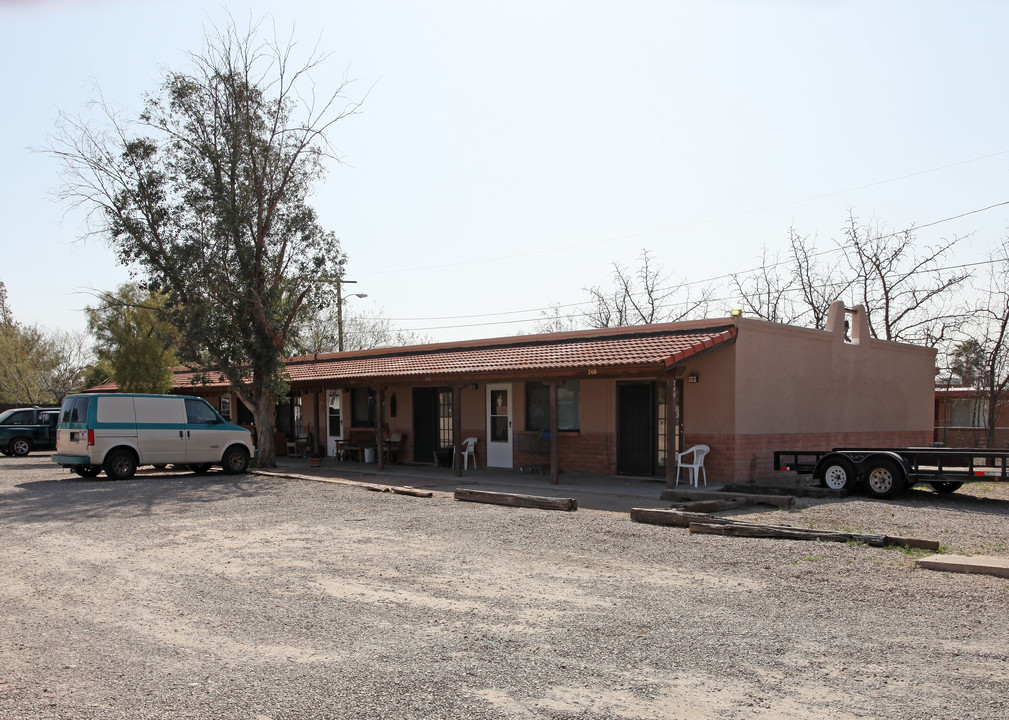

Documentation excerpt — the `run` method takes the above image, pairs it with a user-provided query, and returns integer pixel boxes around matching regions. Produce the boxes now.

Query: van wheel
[222,446,250,475]
[73,466,101,478]
[10,438,32,457]
[103,450,137,481]
[866,459,905,499]
[188,463,212,474]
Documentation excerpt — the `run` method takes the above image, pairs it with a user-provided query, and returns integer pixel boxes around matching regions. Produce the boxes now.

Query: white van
[52,393,255,480]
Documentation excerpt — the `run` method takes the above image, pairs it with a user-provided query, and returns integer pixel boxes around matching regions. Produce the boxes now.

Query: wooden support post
[376,386,385,471]
[665,375,676,488]
[549,380,559,484]
[453,385,463,478]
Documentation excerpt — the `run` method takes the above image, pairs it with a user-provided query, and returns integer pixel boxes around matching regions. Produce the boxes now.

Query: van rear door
[57,395,92,456]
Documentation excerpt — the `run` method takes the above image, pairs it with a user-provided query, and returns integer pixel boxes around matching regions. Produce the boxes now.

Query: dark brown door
[412,388,439,463]
[618,382,654,475]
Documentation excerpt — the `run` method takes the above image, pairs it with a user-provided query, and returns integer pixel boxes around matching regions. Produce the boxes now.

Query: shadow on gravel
[1,470,261,524]
[775,485,1009,518]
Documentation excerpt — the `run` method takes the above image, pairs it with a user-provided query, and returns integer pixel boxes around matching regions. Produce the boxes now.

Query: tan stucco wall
[579,379,615,434]
[680,316,936,438]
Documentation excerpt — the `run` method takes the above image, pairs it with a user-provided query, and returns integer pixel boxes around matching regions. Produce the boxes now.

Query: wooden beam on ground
[661,488,796,508]
[689,521,887,546]
[671,498,746,513]
[364,484,434,498]
[630,508,735,527]
[630,508,938,550]
[454,488,577,512]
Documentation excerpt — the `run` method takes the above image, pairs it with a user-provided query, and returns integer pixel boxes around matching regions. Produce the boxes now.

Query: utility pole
[336,279,367,352]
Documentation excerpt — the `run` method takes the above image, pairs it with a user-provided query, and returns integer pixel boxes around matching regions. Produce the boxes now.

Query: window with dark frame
[525,380,580,432]
[351,387,376,427]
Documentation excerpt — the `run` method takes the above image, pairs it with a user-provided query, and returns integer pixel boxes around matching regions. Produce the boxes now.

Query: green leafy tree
[48,17,358,464]
[86,284,180,393]
[0,281,88,405]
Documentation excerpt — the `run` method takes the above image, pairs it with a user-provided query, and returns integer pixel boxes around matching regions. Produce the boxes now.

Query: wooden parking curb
[630,508,939,550]
[454,488,577,511]
[660,488,796,508]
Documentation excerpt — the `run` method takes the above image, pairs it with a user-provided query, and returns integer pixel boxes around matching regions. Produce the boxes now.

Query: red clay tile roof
[169,325,738,390]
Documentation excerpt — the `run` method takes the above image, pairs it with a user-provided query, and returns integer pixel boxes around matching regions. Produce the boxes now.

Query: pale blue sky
[3,0,1008,342]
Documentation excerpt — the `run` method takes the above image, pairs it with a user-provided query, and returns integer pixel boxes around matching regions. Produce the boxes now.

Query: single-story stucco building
[157,300,936,486]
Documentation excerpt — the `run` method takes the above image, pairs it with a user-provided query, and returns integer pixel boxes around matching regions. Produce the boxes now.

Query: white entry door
[327,390,343,456]
[486,383,513,468]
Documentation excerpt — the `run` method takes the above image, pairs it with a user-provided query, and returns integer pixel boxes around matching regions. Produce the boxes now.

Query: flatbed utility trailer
[773,447,1009,499]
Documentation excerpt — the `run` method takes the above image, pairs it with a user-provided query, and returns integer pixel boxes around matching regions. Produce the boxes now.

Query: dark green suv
[0,407,60,456]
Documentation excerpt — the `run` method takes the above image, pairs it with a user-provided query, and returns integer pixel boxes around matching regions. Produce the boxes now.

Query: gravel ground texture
[2,454,1009,720]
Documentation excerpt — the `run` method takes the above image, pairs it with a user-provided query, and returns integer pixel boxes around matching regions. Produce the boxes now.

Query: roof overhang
[167,324,739,391]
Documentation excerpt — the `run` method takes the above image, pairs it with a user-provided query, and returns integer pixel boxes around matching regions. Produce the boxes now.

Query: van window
[185,398,220,424]
[62,396,90,424]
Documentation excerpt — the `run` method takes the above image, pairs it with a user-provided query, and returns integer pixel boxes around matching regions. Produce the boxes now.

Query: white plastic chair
[675,444,710,487]
[458,436,478,470]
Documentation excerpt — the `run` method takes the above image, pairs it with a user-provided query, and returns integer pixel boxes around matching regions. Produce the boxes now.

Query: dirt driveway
[2,455,1008,719]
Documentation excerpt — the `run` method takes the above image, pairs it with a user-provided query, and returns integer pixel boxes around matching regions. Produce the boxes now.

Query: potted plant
[309,449,323,467]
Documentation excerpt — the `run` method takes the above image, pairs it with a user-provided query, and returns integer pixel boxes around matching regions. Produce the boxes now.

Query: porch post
[313,390,321,456]
[549,380,559,484]
[453,385,463,477]
[665,375,677,488]
[376,386,385,471]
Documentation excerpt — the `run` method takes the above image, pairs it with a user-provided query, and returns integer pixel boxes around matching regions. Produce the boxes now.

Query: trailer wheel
[188,463,212,474]
[73,466,101,478]
[866,459,905,499]
[821,459,855,491]
[930,481,963,494]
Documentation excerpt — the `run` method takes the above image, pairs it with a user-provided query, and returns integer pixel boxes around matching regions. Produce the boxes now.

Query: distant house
[147,300,935,485]
[934,385,1009,449]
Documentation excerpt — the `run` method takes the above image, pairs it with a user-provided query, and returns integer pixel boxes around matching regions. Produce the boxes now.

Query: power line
[353,152,1009,278]
[380,201,1009,331]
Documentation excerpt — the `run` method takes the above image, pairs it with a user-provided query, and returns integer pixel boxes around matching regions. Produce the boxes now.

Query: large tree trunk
[254,385,276,467]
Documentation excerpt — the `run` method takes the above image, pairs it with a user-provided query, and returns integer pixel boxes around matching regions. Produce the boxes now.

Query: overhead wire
[376,201,1009,333]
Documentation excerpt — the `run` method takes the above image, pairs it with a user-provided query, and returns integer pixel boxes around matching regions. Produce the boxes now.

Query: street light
[336,279,367,352]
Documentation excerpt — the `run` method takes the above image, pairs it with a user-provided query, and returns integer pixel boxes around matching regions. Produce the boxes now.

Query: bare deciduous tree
[958,243,1009,448]
[840,211,968,346]
[730,245,797,324]
[584,250,711,328]
[789,227,850,330]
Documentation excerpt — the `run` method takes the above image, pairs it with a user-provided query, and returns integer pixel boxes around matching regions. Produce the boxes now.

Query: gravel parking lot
[2,454,1008,720]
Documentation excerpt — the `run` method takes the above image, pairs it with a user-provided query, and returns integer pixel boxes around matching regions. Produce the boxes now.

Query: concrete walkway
[258,456,707,513]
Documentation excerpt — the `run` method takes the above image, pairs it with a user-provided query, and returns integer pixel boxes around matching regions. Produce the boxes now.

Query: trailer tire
[821,459,855,491]
[866,459,905,499]
[930,481,963,494]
